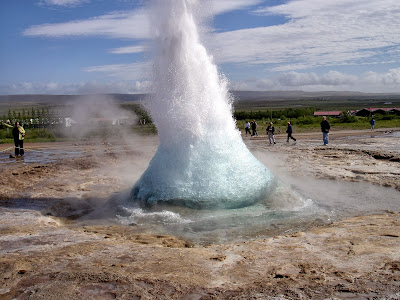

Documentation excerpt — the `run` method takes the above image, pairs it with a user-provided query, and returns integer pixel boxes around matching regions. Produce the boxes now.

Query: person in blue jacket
[370,117,375,131]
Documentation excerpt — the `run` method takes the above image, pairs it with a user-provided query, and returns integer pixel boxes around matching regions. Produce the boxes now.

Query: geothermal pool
[118,168,400,245]
[115,133,400,245]
[118,0,400,245]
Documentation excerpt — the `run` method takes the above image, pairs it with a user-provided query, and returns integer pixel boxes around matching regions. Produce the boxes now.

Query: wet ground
[0,129,399,299]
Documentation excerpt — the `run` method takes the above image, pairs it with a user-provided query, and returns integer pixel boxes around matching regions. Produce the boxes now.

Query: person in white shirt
[244,121,251,136]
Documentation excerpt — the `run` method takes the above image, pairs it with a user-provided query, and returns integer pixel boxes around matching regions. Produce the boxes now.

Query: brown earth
[0,129,399,299]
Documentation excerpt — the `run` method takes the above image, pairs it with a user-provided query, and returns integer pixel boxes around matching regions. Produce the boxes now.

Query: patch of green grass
[0,128,57,143]
[0,138,13,144]
[25,129,56,141]
[131,123,158,135]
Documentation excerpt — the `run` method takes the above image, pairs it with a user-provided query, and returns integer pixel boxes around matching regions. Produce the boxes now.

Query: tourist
[266,122,276,144]
[2,121,25,157]
[251,119,258,136]
[370,117,375,131]
[286,122,296,142]
[320,116,331,145]
[244,121,251,136]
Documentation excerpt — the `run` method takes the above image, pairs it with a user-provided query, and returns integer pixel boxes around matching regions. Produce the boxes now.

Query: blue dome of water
[131,0,275,209]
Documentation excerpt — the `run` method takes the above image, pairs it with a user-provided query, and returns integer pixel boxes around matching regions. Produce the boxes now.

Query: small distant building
[371,108,391,114]
[354,108,396,116]
[88,116,133,126]
[354,108,371,117]
[314,111,343,117]
[392,108,400,115]
[65,118,77,127]
[112,116,130,125]
[89,117,113,126]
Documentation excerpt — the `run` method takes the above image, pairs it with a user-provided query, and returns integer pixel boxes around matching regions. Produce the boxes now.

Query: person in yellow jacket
[2,121,25,157]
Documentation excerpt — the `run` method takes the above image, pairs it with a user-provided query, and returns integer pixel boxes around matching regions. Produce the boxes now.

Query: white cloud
[277,72,319,86]
[39,0,90,7]
[212,0,400,72]
[240,68,400,92]
[211,0,263,15]
[2,68,400,94]
[0,81,150,95]
[14,0,400,94]
[362,67,400,85]
[254,78,274,90]
[21,0,400,71]
[76,80,151,94]
[24,0,262,40]
[84,61,151,81]
[24,10,150,39]
[277,71,357,86]
[110,45,148,54]
[45,82,60,91]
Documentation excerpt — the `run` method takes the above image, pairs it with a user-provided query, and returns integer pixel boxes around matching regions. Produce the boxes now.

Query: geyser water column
[131,0,275,209]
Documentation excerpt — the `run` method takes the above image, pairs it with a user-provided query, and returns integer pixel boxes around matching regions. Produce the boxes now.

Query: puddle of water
[114,176,400,245]
[0,149,83,164]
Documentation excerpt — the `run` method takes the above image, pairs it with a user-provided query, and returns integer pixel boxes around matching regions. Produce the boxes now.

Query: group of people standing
[1,121,25,157]
[244,117,332,146]
[244,120,259,137]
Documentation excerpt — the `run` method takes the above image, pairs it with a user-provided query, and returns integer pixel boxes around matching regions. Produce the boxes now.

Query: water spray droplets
[131,0,275,209]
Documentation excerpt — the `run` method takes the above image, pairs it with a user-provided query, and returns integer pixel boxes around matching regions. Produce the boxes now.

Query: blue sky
[1,0,400,95]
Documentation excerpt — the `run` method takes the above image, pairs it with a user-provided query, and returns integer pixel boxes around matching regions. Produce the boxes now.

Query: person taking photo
[2,121,25,157]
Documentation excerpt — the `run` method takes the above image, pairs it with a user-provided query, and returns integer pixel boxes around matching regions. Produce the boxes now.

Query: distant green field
[233,97,400,111]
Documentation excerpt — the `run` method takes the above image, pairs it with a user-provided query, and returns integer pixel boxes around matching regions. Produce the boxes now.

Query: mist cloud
[64,94,138,140]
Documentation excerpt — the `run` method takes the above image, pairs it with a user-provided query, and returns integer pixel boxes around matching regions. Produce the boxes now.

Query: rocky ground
[0,129,399,299]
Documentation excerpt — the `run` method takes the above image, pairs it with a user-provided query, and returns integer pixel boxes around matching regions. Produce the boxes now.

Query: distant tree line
[120,103,153,125]
[1,107,54,128]
[234,107,316,121]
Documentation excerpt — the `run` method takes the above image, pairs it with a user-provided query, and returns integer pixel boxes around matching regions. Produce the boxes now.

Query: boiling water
[122,0,316,244]
[124,181,321,245]
[125,0,312,242]
[130,0,276,209]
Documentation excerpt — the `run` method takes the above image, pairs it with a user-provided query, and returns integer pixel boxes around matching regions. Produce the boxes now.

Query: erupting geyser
[131,0,275,209]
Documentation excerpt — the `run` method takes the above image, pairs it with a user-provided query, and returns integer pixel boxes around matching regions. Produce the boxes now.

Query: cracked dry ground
[1,130,400,299]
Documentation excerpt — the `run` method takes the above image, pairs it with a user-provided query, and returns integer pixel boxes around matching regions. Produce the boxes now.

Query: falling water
[131,0,275,209]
